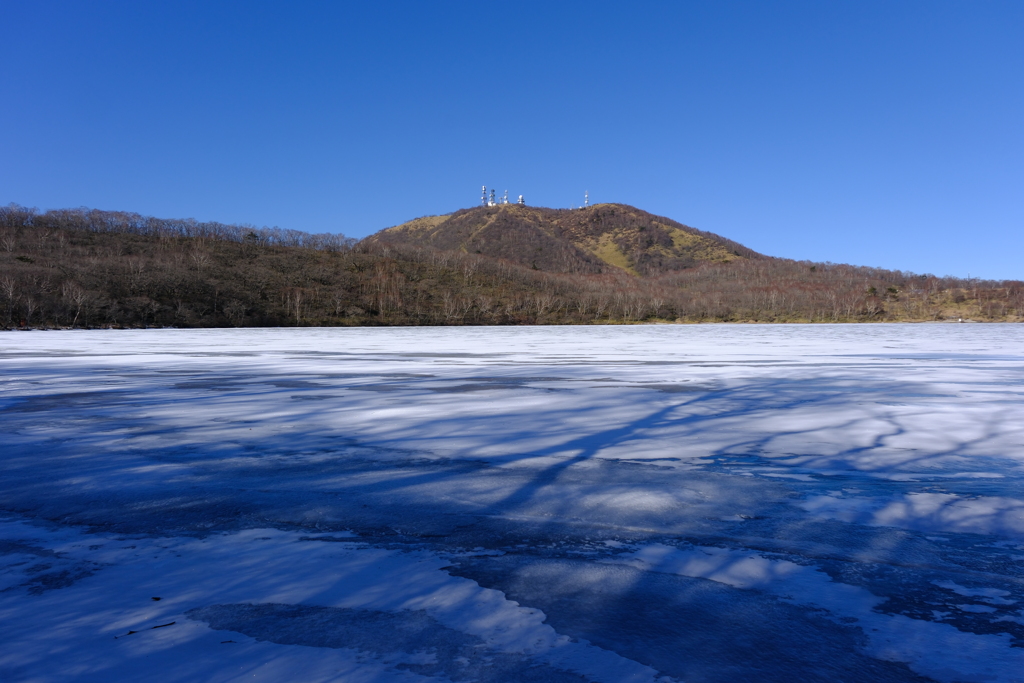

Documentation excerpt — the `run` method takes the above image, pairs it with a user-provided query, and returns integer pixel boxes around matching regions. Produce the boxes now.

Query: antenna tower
[584,190,589,208]
[481,186,487,206]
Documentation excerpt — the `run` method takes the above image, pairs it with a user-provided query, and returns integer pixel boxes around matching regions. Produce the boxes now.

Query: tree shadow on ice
[3,366,1024,680]
[466,376,1014,528]
[0,374,1018,561]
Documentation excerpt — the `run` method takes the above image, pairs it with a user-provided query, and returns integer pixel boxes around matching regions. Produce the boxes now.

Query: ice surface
[1,324,1023,682]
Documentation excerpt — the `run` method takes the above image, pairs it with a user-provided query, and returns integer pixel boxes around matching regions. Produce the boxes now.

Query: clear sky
[2,1,1022,279]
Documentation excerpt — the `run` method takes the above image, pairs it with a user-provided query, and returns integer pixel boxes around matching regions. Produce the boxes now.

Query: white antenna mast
[481,186,487,206]
[584,190,589,208]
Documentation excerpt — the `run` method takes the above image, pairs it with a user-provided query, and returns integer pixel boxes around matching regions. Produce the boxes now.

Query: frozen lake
[1,324,1023,682]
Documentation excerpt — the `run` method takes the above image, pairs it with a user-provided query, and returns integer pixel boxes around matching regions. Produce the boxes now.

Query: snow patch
[799,492,1024,538]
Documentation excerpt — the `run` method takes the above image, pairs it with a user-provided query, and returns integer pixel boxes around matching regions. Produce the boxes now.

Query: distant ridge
[369,203,764,276]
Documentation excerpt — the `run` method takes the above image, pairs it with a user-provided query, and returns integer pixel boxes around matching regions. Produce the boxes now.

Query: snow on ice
[1,324,1023,682]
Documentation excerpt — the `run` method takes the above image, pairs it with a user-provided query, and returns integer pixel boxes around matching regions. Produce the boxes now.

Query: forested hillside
[1,203,1020,328]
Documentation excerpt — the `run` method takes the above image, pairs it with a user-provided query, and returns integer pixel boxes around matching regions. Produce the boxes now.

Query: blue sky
[2,1,1022,279]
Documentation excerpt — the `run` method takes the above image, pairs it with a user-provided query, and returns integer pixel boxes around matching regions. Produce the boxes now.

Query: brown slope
[369,203,765,276]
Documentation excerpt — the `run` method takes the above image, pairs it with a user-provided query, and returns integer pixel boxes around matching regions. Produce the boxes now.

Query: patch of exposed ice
[933,580,1016,606]
[603,543,1024,683]
[957,604,999,613]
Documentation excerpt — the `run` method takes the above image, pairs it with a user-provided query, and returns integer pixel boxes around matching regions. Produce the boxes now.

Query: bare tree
[62,282,89,327]
[534,293,555,317]
[23,297,37,326]
[127,258,146,293]
[190,250,210,274]
[331,290,347,316]
[0,275,16,326]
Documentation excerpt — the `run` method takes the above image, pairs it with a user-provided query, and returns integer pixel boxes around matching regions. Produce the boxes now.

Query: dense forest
[1,203,1021,329]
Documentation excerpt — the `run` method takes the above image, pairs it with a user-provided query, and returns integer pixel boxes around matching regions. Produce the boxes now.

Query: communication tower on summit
[584,191,589,208]
[479,185,525,206]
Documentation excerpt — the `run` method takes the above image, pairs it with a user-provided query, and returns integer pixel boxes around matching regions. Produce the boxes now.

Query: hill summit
[371,203,763,276]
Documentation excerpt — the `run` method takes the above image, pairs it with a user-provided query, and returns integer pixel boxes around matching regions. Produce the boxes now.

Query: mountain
[1,202,1019,329]
[370,203,763,276]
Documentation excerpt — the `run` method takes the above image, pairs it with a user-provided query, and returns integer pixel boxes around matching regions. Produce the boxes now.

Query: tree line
[2,203,1021,329]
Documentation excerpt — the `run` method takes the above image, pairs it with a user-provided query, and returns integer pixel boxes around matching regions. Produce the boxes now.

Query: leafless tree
[62,282,89,327]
